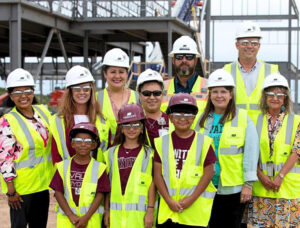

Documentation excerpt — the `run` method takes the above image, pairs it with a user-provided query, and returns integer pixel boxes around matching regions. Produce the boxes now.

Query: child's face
[121,121,143,141]
[71,132,97,156]
[169,112,195,131]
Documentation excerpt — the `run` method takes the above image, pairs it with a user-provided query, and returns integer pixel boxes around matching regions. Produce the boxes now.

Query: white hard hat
[263,72,289,90]
[65,65,95,88]
[6,68,35,89]
[236,21,262,39]
[207,69,235,88]
[102,48,130,69]
[168,35,200,57]
[136,69,164,91]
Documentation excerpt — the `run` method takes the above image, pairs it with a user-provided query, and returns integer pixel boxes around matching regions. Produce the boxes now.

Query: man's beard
[175,63,195,77]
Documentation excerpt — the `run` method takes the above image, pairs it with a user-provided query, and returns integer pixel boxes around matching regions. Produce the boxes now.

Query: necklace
[147,119,157,129]
[16,108,35,120]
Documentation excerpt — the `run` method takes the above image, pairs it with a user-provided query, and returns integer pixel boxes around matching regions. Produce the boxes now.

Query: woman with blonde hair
[51,65,109,164]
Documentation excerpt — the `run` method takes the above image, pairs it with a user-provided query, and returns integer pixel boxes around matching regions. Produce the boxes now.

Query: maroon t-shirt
[50,159,111,206]
[145,113,169,148]
[117,144,142,195]
[154,131,217,178]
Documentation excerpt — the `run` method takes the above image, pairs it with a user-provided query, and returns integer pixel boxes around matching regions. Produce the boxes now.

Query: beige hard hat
[168,36,200,57]
[6,68,35,89]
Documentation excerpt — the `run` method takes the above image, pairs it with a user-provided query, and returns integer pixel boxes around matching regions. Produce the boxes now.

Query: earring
[281,105,285,111]
[265,104,268,108]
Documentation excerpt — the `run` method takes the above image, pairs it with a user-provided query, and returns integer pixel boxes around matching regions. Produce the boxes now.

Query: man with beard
[224,21,278,121]
[161,35,208,114]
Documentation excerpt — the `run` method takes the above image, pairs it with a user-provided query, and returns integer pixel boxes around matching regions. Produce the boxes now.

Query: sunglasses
[239,40,260,47]
[71,85,92,92]
[265,92,286,99]
[141,90,162,97]
[72,137,95,145]
[122,123,142,129]
[171,113,195,120]
[11,89,34,97]
[174,54,195,60]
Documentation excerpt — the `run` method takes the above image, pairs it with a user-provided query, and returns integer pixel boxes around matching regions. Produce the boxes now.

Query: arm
[6,181,23,210]
[144,181,155,228]
[54,191,79,225]
[104,193,110,227]
[257,167,274,191]
[51,137,62,165]
[179,163,214,209]
[154,161,182,212]
[76,192,104,228]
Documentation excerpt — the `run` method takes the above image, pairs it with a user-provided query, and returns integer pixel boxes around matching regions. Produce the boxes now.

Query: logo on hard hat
[115,54,126,62]
[179,44,190,51]
[79,72,87,77]
[182,98,192,104]
[124,112,136,119]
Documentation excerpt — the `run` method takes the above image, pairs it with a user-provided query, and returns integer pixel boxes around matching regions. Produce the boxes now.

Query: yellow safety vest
[160,76,208,113]
[195,109,248,186]
[154,133,216,226]
[224,61,278,121]
[97,88,139,144]
[56,158,106,228]
[0,105,53,195]
[103,145,154,228]
[253,113,300,199]
[50,114,109,163]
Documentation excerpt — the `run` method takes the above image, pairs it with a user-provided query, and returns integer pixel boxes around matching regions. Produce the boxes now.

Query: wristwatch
[278,173,285,179]
[6,191,16,197]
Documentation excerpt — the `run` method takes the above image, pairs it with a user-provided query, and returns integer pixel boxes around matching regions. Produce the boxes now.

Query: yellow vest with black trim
[160,76,208,113]
[50,114,109,163]
[0,105,53,195]
[56,158,106,228]
[224,61,278,121]
[154,132,216,226]
[253,113,300,199]
[97,88,139,144]
[103,145,154,228]
[195,109,248,186]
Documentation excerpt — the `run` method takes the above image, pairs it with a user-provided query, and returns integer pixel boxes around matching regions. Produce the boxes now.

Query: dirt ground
[0,186,57,228]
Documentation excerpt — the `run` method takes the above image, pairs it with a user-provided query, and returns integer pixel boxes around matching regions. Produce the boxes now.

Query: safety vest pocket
[135,172,152,195]
[222,127,244,146]
[82,183,97,203]
[186,166,202,186]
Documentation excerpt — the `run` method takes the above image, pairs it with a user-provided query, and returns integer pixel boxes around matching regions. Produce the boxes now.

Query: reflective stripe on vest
[10,112,45,169]
[161,134,214,198]
[55,116,69,160]
[59,159,104,215]
[108,146,151,212]
[33,105,49,125]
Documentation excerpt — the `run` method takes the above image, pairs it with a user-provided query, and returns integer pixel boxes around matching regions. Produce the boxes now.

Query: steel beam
[205,0,210,60]
[167,22,172,78]
[9,3,21,71]
[83,31,88,67]
[57,30,70,69]
[210,15,297,20]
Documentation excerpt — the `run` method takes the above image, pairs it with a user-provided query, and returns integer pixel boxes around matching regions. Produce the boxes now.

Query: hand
[167,198,183,213]
[178,196,194,209]
[67,213,79,226]
[240,186,252,203]
[7,192,23,210]
[258,172,275,191]
[75,215,89,228]
[144,209,154,228]
[104,211,110,227]
[272,175,283,192]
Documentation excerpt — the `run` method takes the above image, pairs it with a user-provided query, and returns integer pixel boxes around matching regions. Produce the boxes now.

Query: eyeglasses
[141,90,163,97]
[265,92,286,99]
[122,123,142,129]
[171,113,195,120]
[71,85,92,92]
[72,138,95,145]
[11,89,34,97]
[174,54,195,60]
[239,40,260,47]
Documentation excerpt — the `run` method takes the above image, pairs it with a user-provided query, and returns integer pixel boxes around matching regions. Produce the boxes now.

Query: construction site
[0,0,300,227]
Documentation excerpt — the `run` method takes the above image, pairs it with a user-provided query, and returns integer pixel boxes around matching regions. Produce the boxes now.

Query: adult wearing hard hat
[224,21,279,121]
[137,69,169,147]
[97,48,139,145]
[245,73,300,227]
[50,65,109,164]
[194,69,259,228]
[161,35,208,114]
[0,68,53,227]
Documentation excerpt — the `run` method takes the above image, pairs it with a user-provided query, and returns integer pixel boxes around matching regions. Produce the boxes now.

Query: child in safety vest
[50,122,110,228]
[154,93,217,228]
[103,103,156,228]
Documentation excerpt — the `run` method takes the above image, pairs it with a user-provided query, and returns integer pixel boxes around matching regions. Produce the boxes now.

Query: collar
[174,72,197,91]
[238,59,258,73]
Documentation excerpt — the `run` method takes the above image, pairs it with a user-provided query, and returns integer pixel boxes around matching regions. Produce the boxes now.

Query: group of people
[0,20,299,228]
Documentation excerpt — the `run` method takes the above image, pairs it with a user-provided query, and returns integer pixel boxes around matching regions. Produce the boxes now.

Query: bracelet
[6,191,16,197]
[147,206,154,209]
[244,183,253,189]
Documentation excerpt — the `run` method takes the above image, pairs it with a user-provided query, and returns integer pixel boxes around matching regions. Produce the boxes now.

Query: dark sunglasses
[174,54,195,60]
[141,90,163,97]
